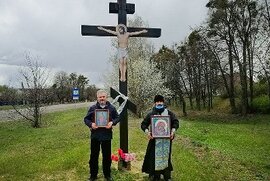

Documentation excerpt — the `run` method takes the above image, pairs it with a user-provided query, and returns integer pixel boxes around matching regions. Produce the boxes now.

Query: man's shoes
[105,176,114,181]
[88,176,97,181]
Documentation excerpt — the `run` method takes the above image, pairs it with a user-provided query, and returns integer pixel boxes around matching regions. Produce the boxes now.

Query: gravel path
[0,102,93,122]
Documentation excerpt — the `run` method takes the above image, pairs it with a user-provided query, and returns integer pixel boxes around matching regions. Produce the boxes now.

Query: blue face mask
[155,104,164,110]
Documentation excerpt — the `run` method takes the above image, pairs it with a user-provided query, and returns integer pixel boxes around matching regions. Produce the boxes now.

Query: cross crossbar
[109,2,135,14]
[81,25,161,38]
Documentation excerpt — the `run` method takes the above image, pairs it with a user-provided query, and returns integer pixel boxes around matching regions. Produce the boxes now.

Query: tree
[11,53,51,128]
[151,45,188,116]
[52,72,89,102]
[77,74,89,101]
[0,85,13,106]
[232,0,259,115]
[52,71,70,103]
[255,0,270,101]
[180,30,219,113]
[206,0,261,115]
[206,0,238,113]
[85,84,99,101]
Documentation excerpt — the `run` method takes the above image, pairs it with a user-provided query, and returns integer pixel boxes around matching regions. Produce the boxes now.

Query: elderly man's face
[97,92,107,106]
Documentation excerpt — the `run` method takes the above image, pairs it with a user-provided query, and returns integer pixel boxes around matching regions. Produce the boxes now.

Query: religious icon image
[95,109,109,127]
[97,24,147,82]
[151,115,171,138]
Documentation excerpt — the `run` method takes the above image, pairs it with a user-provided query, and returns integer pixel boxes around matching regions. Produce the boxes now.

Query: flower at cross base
[111,154,119,162]
[118,148,126,160]
[117,148,136,162]
[111,148,137,162]
[123,153,136,162]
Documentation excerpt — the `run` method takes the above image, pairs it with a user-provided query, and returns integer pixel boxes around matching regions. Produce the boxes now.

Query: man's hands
[170,132,175,140]
[170,128,176,140]
[106,121,113,129]
[144,128,176,140]
[91,122,98,130]
[147,132,153,139]
[145,129,153,140]
[91,121,113,130]
[146,132,174,140]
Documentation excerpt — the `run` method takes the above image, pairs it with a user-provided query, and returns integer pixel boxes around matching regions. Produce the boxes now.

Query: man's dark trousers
[89,139,112,178]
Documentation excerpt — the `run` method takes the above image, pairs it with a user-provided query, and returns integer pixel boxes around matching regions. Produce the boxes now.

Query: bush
[251,95,270,114]
[253,83,268,96]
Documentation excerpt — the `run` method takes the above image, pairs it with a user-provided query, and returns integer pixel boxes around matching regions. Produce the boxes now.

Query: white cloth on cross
[111,91,128,114]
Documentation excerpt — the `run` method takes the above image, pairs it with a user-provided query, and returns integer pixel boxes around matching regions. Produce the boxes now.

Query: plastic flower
[115,148,136,162]
[111,154,119,162]
[118,148,125,159]
[118,148,123,156]
[124,153,136,162]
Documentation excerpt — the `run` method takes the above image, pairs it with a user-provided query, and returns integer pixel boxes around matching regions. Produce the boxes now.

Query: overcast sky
[0,0,208,88]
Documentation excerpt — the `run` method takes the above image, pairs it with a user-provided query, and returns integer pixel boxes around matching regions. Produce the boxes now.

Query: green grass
[0,108,269,180]
[178,113,270,180]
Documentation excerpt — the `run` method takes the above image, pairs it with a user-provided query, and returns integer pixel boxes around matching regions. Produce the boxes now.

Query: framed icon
[151,115,171,138]
[95,109,109,127]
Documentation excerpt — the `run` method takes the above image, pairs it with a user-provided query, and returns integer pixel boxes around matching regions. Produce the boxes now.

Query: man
[98,24,147,82]
[84,90,120,181]
[141,95,179,181]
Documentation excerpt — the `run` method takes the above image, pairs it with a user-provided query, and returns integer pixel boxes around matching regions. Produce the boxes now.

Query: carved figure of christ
[98,24,147,82]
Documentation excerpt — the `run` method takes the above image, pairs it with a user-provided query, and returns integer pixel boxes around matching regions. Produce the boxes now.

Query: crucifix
[81,0,161,169]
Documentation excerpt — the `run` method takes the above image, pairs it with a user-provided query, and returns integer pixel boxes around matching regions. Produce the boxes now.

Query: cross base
[118,160,131,171]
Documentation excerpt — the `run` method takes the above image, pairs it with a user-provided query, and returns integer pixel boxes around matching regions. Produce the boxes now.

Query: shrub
[251,95,270,114]
[253,83,268,97]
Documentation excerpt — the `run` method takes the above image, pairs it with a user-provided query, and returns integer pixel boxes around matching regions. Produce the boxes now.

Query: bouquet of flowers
[111,148,136,162]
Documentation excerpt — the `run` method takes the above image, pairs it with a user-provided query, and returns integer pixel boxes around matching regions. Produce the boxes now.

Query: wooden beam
[109,2,135,14]
[81,25,161,38]
[110,87,137,114]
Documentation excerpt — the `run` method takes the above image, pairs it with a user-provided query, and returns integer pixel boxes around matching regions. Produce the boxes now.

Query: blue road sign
[72,88,79,100]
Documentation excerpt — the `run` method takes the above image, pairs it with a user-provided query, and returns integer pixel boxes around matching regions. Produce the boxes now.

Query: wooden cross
[81,0,161,169]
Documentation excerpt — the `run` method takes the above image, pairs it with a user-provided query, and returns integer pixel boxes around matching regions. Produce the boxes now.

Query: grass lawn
[0,108,269,180]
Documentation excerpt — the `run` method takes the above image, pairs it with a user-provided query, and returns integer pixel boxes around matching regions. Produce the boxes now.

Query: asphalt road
[0,102,93,122]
